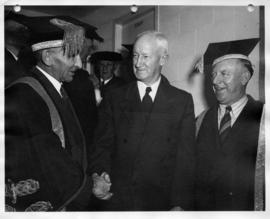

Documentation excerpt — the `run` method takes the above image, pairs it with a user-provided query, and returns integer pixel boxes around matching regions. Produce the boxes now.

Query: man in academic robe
[5,15,93,211]
[195,38,265,210]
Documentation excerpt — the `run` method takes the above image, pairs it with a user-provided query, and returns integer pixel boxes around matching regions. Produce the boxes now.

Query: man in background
[4,11,32,87]
[90,51,125,98]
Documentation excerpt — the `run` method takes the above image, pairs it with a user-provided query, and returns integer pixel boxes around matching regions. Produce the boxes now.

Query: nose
[212,72,221,85]
[134,55,143,68]
[74,55,82,69]
[101,65,107,72]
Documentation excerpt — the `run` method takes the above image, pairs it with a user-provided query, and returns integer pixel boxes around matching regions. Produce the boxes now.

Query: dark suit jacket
[101,76,125,97]
[63,69,98,157]
[195,96,263,210]
[90,75,196,211]
[5,49,25,88]
[5,67,91,211]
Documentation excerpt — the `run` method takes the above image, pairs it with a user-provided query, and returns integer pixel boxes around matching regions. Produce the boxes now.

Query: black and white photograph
[1,0,269,218]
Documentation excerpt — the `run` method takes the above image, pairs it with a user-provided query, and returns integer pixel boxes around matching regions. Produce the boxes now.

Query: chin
[135,72,146,80]
[65,77,74,82]
[215,94,225,104]
[217,98,230,105]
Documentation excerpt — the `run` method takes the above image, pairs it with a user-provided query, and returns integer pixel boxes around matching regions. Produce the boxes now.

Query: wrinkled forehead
[134,37,160,53]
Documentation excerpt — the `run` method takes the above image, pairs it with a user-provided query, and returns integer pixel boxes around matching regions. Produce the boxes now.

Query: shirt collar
[219,95,248,115]
[137,76,161,101]
[102,76,113,85]
[36,65,62,95]
[6,48,18,61]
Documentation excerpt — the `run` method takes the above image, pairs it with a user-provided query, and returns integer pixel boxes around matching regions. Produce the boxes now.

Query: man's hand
[89,74,100,89]
[92,172,113,200]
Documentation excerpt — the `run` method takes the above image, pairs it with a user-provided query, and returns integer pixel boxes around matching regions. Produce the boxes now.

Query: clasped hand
[92,172,113,200]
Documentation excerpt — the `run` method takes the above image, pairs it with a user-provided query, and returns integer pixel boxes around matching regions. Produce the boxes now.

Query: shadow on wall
[188,56,217,111]
[119,45,136,83]
[203,65,218,108]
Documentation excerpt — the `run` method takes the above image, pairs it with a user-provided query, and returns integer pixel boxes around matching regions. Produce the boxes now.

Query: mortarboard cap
[90,51,122,63]
[5,12,86,57]
[5,11,103,42]
[204,38,260,67]
[52,15,103,42]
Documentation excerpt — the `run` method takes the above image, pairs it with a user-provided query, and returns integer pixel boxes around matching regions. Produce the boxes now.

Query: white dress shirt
[137,77,161,102]
[101,76,113,85]
[6,48,18,61]
[36,65,62,97]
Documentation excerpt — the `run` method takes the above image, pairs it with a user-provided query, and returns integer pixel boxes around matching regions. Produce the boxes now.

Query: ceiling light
[13,5,21,13]
[130,5,138,14]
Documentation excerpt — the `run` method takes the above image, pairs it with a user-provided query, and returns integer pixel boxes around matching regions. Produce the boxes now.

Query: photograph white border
[1,1,269,219]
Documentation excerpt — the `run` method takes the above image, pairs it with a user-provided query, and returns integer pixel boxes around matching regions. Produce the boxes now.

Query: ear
[41,49,53,66]
[160,54,168,66]
[241,71,251,86]
[113,63,119,71]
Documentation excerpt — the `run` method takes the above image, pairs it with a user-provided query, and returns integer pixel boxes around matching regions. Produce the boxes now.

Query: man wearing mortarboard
[90,51,125,98]
[5,15,93,211]
[195,38,265,210]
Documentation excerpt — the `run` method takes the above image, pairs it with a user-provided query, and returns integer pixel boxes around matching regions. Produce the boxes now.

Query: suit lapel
[222,97,253,153]
[105,76,115,88]
[31,67,87,167]
[209,100,253,152]
[143,76,177,134]
[208,105,221,149]
[119,75,177,127]
[219,96,260,158]
[31,67,63,108]
[149,76,175,115]
[119,82,141,124]
[230,97,253,133]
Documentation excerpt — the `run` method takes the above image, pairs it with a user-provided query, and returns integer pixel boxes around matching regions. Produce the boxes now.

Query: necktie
[59,86,74,154]
[219,105,232,144]
[60,86,68,100]
[100,80,105,97]
[142,87,153,112]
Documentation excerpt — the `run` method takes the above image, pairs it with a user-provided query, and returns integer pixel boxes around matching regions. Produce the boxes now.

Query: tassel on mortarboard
[50,18,85,57]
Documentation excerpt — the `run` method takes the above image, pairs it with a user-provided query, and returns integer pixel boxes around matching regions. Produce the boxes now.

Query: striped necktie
[219,106,232,144]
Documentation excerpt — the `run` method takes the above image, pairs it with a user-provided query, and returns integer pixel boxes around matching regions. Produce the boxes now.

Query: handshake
[92,172,113,200]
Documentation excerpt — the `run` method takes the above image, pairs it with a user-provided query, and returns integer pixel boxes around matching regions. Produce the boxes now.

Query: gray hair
[239,59,254,76]
[135,30,169,56]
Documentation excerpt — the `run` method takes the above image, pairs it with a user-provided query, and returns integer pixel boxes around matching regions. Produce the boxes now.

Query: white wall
[159,6,260,116]
[81,6,154,51]
[20,5,261,116]
[83,5,260,116]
